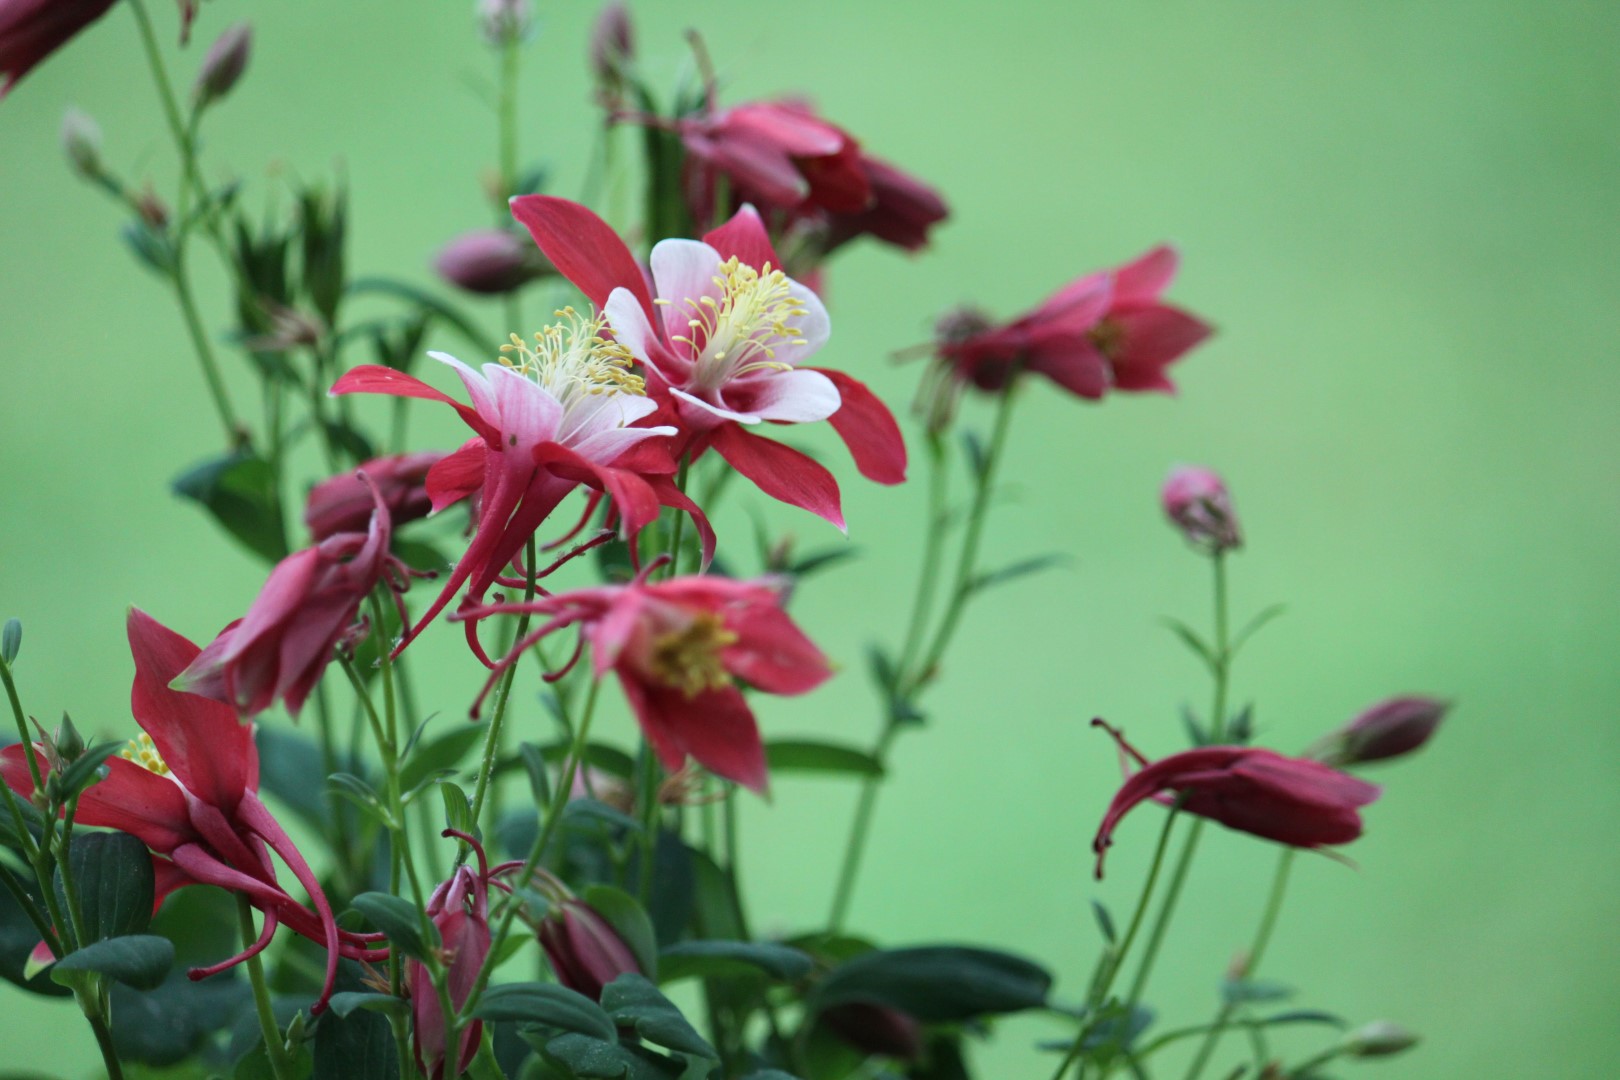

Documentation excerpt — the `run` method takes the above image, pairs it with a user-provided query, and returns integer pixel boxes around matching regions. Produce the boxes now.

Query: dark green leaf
[787,547,859,579]
[1,618,19,664]
[657,940,812,984]
[582,885,659,979]
[539,1032,683,1079]
[314,991,397,1080]
[56,742,123,799]
[0,866,68,997]
[812,946,1051,1023]
[1225,703,1255,744]
[54,831,153,943]
[520,742,552,807]
[51,934,174,990]
[564,799,642,835]
[110,971,251,1065]
[173,451,289,564]
[255,727,332,831]
[959,430,988,480]
[1090,900,1117,945]
[471,982,617,1041]
[968,553,1070,594]
[764,740,885,778]
[865,645,898,695]
[601,973,717,1060]
[536,741,636,780]
[399,722,487,792]
[326,991,407,1018]
[1259,1009,1346,1029]
[120,219,175,275]
[1221,978,1294,1005]
[349,893,433,960]
[1180,704,1209,747]
[741,1073,802,1080]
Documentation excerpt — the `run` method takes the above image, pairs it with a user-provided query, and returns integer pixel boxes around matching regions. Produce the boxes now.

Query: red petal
[426,438,487,512]
[618,674,768,794]
[330,365,498,444]
[812,368,907,485]
[1111,245,1179,304]
[709,424,845,531]
[703,205,783,272]
[129,609,256,813]
[721,604,832,696]
[72,754,197,854]
[1108,305,1214,392]
[509,195,653,320]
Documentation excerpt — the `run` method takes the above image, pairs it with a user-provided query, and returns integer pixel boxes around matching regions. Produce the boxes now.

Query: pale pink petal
[725,368,839,423]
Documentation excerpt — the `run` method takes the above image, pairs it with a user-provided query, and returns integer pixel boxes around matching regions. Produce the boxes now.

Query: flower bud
[60,108,102,180]
[1341,1020,1419,1058]
[539,899,641,1000]
[820,1003,924,1061]
[412,863,493,1079]
[588,2,634,99]
[1309,695,1448,767]
[305,452,444,542]
[193,22,252,106]
[1162,466,1241,553]
[433,229,544,295]
[53,714,86,764]
[477,0,532,47]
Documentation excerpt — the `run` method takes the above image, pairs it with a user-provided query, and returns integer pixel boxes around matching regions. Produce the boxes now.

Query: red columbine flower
[538,896,642,1001]
[0,611,385,1011]
[929,246,1212,421]
[512,195,907,529]
[1090,720,1380,878]
[330,308,698,655]
[457,570,831,793]
[305,451,444,541]
[174,474,418,716]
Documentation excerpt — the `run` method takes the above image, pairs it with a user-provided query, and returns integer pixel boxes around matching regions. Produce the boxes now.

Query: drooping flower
[928,247,1212,424]
[174,473,417,716]
[538,897,642,1001]
[1090,720,1380,878]
[1307,696,1448,768]
[0,611,384,1011]
[512,195,907,529]
[0,0,117,97]
[456,571,832,793]
[1162,465,1242,553]
[305,451,443,541]
[330,307,692,654]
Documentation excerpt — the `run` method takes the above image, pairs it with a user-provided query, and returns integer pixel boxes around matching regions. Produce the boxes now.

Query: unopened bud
[60,109,102,180]
[194,22,252,105]
[135,185,170,229]
[1310,695,1447,767]
[589,2,634,97]
[1162,466,1241,553]
[539,899,641,1000]
[1342,1020,1419,1058]
[478,0,532,46]
[433,229,545,295]
[1,618,20,665]
[54,714,86,764]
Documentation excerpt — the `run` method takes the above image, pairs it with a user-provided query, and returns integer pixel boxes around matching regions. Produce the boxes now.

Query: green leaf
[1161,618,1218,672]
[601,973,718,1060]
[1226,703,1255,744]
[564,799,642,835]
[1180,704,1209,747]
[787,547,859,579]
[120,219,175,276]
[538,1032,682,1079]
[0,867,69,997]
[812,946,1051,1023]
[519,742,552,807]
[1221,978,1295,1005]
[440,781,475,837]
[56,743,124,799]
[968,553,1070,594]
[1090,900,1117,945]
[582,885,659,980]
[1230,603,1287,656]
[54,831,153,943]
[349,893,434,960]
[399,722,487,792]
[764,740,885,778]
[657,940,813,984]
[313,995,398,1080]
[1259,1009,1346,1029]
[471,982,617,1041]
[1,618,19,665]
[51,934,174,990]
[172,451,288,565]
[534,740,636,780]
[255,727,332,831]
[741,1072,802,1080]
[326,991,407,1019]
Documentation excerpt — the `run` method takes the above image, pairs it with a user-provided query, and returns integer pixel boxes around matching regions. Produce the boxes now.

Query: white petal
[784,279,830,361]
[650,239,724,344]
[737,368,840,423]
[430,350,499,422]
[671,387,762,426]
[485,365,563,449]
[571,423,678,465]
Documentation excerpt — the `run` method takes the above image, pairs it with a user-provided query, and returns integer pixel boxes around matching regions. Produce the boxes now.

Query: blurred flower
[1342,1020,1420,1058]
[1307,696,1448,767]
[1162,466,1241,553]
[174,473,418,716]
[821,153,948,255]
[477,0,531,46]
[432,228,547,295]
[59,107,101,178]
[305,451,444,541]
[680,100,870,217]
[513,195,907,529]
[0,611,385,1012]
[0,0,117,98]
[192,21,251,106]
[568,765,635,814]
[821,1003,924,1061]
[539,897,642,1000]
[588,1,633,104]
[459,573,832,793]
[1090,719,1380,878]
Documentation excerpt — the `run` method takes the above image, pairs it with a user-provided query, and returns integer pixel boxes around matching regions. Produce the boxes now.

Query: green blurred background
[3,1,1618,1076]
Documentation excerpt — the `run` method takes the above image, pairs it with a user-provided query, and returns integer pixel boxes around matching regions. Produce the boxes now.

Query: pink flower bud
[193,22,251,105]
[305,452,443,542]
[412,846,496,1080]
[477,0,531,47]
[539,899,641,1000]
[1310,696,1447,767]
[1162,466,1241,553]
[432,229,543,295]
[589,2,633,96]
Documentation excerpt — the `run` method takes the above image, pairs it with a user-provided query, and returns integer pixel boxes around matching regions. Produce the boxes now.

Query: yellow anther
[497,307,644,404]
[647,612,738,698]
[119,732,170,776]
[675,257,813,390]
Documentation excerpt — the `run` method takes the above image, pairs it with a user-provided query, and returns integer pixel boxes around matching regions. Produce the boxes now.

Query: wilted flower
[174,473,418,715]
[433,229,547,295]
[193,21,251,106]
[459,572,832,793]
[305,451,444,541]
[1162,466,1241,553]
[59,107,101,178]
[1090,720,1380,878]
[1308,696,1448,767]
[0,611,387,1012]
[539,897,642,1000]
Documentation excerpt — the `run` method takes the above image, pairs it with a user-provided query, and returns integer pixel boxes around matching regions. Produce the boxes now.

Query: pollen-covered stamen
[1088,317,1125,360]
[498,306,645,410]
[646,611,738,697]
[665,258,809,390]
[120,732,170,776]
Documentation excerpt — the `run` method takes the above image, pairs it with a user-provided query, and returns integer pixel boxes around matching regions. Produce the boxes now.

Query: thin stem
[238,895,296,1080]
[469,535,539,832]
[0,656,46,822]
[1207,552,1231,740]
[895,432,949,676]
[825,723,898,932]
[0,862,56,952]
[634,743,660,906]
[83,1010,127,1080]
[1180,850,1296,1080]
[664,456,692,578]
[497,33,523,337]
[1048,808,1181,1080]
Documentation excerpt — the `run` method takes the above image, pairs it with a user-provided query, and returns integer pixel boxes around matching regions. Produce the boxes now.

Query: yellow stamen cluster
[1088,317,1125,360]
[661,258,808,388]
[647,612,738,698]
[498,306,644,406]
[119,732,170,776]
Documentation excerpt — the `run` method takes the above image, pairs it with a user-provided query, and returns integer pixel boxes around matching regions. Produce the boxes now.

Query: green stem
[497,33,522,337]
[0,862,56,952]
[82,1008,127,1080]
[635,744,660,906]
[825,723,898,932]
[469,536,539,832]
[1181,850,1296,1080]
[1287,1045,1345,1078]
[1048,808,1181,1080]
[664,456,692,578]
[0,657,42,862]
[894,432,949,676]
[238,895,296,1080]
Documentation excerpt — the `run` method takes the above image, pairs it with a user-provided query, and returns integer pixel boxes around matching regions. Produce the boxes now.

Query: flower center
[1088,317,1125,360]
[499,306,644,411]
[120,732,170,776]
[646,611,738,698]
[661,258,808,390]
